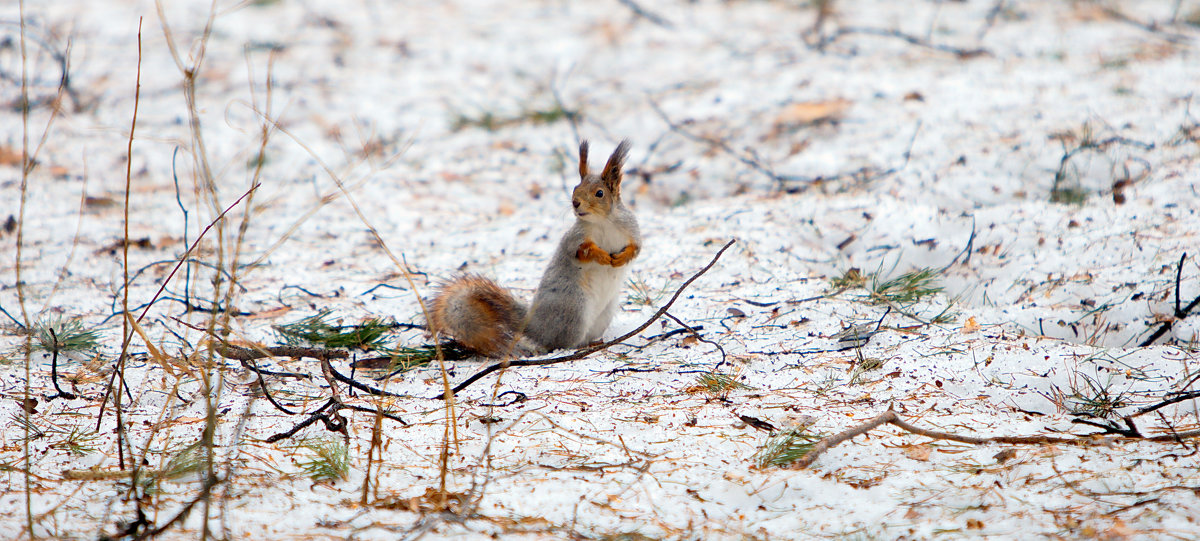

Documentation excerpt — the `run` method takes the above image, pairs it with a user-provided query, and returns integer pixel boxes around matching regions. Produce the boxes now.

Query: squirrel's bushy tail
[429,275,528,357]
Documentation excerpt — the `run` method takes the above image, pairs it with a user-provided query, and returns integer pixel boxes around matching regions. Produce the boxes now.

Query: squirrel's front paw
[608,244,640,267]
[577,240,613,265]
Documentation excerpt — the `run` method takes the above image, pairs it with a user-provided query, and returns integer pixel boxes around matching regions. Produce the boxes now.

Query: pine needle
[299,439,349,482]
[691,372,751,399]
[754,427,822,468]
[33,316,100,353]
[869,267,943,305]
[273,309,392,350]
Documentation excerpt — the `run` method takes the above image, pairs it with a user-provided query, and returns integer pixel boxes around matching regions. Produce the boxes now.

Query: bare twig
[1070,415,1141,438]
[264,399,343,443]
[97,183,259,431]
[214,343,348,362]
[442,239,737,398]
[664,311,727,371]
[1101,6,1192,43]
[1140,253,1199,347]
[212,343,416,399]
[942,215,976,269]
[238,360,309,379]
[1051,134,1155,203]
[45,328,77,401]
[616,0,673,29]
[132,476,219,540]
[792,408,1200,469]
[325,358,410,398]
[109,16,144,472]
[1132,389,1200,418]
[263,396,404,444]
[255,373,297,415]
[650,98,920,192]
[649,99,808,186]
[813,26,990,58]
[976,0,1008,40]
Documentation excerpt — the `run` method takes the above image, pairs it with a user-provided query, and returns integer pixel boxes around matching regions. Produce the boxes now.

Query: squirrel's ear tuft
[578,140,590,179]
[601,139,631,190]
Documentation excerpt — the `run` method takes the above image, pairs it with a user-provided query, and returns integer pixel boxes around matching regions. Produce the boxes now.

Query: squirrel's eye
[595,189,604,198]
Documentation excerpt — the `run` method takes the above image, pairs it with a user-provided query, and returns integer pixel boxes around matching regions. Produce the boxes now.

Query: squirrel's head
[572,139,630,222]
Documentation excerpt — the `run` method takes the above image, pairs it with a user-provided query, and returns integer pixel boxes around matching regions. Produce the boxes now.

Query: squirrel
[429,140,642,357]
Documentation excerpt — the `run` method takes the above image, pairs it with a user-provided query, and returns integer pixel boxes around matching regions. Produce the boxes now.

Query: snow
[2,0,1200,539]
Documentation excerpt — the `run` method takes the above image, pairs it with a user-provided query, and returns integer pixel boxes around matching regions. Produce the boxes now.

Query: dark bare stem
[650,99,919,191]
[325,359,410,398]
[132,476,220,541]
[256,374,297,415]
[615,0,673,28]
[264,399,337,443]
[1132,390,1200,418]
[96,187,259,437]
[46,329,76,400]
[664,311,727,371]
[1176,252,1187,317]
[649,99,803,186]
[263,398,405,445]
[1140,253,1199,347]
[813,26,990,58]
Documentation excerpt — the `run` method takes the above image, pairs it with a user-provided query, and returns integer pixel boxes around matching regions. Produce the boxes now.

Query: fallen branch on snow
[792,407,1200,470]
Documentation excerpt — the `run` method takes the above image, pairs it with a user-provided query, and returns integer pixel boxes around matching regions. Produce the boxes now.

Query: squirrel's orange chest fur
[583,219,633,260]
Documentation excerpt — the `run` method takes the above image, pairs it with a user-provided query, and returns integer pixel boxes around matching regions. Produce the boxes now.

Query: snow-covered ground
[2,0,1200,538]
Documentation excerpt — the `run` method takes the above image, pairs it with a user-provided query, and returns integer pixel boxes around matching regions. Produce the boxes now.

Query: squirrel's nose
[572,199,581,209]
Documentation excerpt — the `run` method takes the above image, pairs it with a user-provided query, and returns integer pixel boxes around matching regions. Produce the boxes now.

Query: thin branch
[664,311,727,371]
[256,373,297,415]
[239,360,310,380]
[339,403,407,425]
[442,239,737,398]
[97,183,259,432]
[649,99,806,186]
[1070,416,1140,438]
[45,328,76,400]
[1176,252,1187,318]
[264,399,340,443]
[0,303,25,330]
[650,98,920,191]
[791,408,1200,469]
[813,26,990,58]
[132,476,219,540]
[323,358,410,398]
[212,343,413,399]
[213,343,348,362]
[942,215,976,269]
[790,410,898,469]
[976,0,1008,40]
[1140,253,1199,347]
[263,396,406,443]
[616,0,673,29]
[1052,134,1155,203]
[1132,389,1200,418]
[1100,6,1193,43]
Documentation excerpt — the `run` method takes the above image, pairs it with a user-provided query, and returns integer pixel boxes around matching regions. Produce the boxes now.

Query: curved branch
[442,239,737,398]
